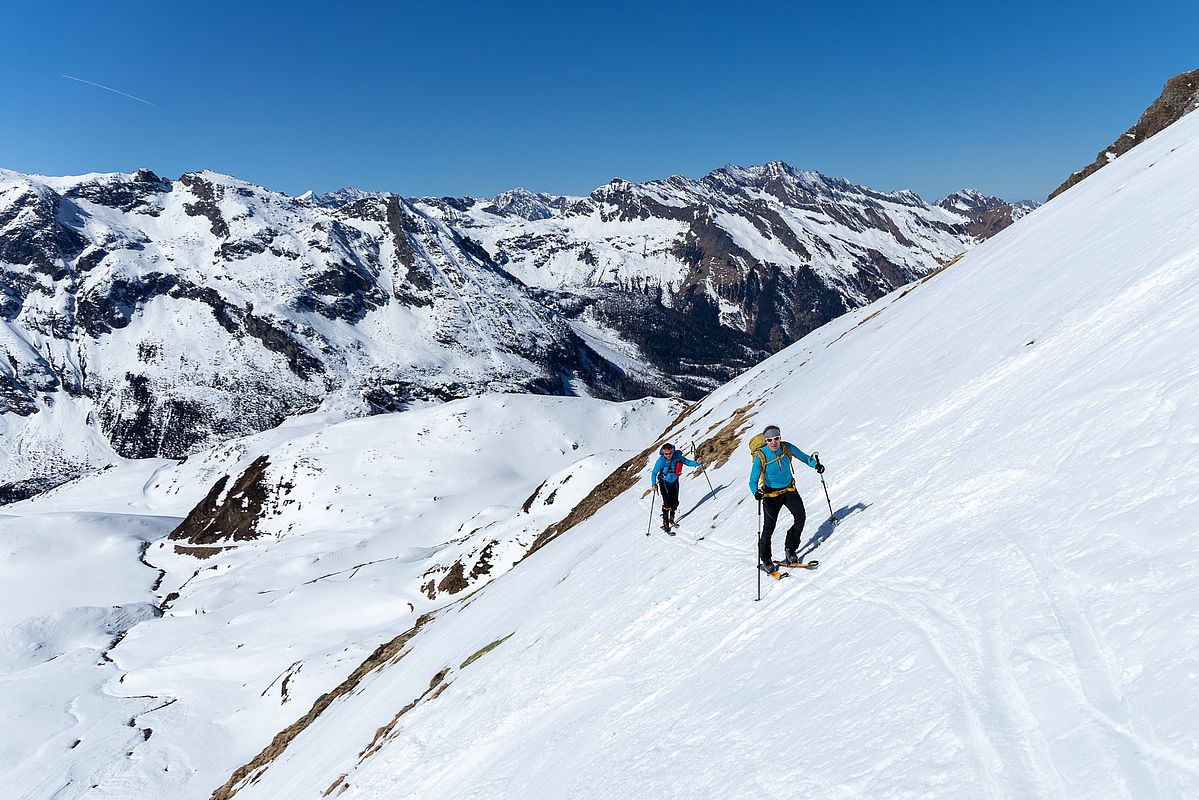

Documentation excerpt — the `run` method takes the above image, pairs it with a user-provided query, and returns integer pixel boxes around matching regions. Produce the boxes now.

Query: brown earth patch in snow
[469,540,498,581]
[172,545,229,559]
[691,402,758,470]
[437,561,469,595]
[210,613,438,800]
[356,667,451,765]
[322,774,348,797]
[521,479,547,513]
[170,456,286,545]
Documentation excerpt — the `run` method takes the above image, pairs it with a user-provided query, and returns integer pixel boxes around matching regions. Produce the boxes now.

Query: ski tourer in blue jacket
[749,424,825,570]
[748,438,819,496]
[650,443,700,533]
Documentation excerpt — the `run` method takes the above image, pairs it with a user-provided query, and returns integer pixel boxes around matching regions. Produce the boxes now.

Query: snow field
[232,111,1199,799]
[1,394,678,799]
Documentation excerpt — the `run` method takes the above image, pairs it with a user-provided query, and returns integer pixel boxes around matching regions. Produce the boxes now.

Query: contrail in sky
[61,74,155,107]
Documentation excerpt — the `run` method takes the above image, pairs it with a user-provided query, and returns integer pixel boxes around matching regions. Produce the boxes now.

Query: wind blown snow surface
[212,113,1199,798]
[1,395,679,799]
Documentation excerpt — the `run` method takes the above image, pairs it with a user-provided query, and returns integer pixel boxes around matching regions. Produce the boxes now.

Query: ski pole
[755,497,762,602]
[815,456,837,526]
[646,488,656,537]
[691,441,714,493]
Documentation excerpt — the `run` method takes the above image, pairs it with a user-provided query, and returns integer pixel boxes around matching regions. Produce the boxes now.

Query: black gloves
[754,489,764,501]
[815,463,825,474]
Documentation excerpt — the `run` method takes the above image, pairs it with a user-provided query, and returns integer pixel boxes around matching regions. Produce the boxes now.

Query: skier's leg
[782,492,807,556]
[760,495,783,563]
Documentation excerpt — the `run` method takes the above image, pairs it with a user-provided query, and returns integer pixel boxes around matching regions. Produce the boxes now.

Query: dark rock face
[0,185,88,277]
[179,172,231,239]
[1050,67,1199,200]
[937,190,1039,241]
[0,474,75,505]
[64,170,171,215]
[168,456,277,544]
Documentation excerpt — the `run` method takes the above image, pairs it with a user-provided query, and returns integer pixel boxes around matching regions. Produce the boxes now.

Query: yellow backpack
[747,434,796,497]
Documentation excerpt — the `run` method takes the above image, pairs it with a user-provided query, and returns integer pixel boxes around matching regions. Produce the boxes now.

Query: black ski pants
[657,479,679,522]
[759,490,805,564]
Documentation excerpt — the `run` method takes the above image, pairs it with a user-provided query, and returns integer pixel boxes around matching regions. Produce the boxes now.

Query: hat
[763,426,781,439]
[661,442,675,451]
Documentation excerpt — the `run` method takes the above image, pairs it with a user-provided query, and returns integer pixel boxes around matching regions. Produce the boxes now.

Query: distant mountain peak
[939,188,1008,213]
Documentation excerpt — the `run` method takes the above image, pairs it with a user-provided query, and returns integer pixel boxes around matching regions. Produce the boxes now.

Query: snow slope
[0,394,679,799]
[214,108,1199,797]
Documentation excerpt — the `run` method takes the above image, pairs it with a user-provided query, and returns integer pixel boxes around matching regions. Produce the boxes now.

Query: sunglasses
[765,436,781,442]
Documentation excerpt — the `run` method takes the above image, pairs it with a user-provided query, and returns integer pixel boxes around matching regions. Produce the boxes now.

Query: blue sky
[1,1,1195,202]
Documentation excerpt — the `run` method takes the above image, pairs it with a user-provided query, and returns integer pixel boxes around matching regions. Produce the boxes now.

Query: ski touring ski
[777,560,819,569]
[760,565,789,580]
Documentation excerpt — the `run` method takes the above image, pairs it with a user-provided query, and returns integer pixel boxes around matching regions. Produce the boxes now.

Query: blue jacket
[651,447,699,486]
[749,441,818,495]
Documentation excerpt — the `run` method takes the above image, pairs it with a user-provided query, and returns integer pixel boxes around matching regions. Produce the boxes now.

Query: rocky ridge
[1050,66,1199,200]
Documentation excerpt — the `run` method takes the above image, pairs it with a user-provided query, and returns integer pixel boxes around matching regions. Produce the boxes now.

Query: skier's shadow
[800,501,869,557]
[679,484,726,521]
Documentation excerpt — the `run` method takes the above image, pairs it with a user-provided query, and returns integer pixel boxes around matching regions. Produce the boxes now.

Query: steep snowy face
[201,110,1197,797]
[0,170,647,496]
[420,161,977,366]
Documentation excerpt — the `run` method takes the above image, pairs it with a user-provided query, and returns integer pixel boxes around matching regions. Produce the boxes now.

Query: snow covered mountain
[417,162,975,360]
[937,188,1039,239]
[1,163,1001,500]
[5,98,1198,798]
[0,169,650,500]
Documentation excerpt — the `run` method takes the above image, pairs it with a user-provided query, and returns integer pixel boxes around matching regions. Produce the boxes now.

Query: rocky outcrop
[1050,67,1199,200]
[937,190,1039,241]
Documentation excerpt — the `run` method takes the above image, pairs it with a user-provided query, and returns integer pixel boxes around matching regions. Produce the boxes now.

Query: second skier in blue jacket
[651,442,700,533]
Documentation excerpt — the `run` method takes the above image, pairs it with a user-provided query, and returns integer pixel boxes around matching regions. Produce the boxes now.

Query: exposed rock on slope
[1050,66,1199,199]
